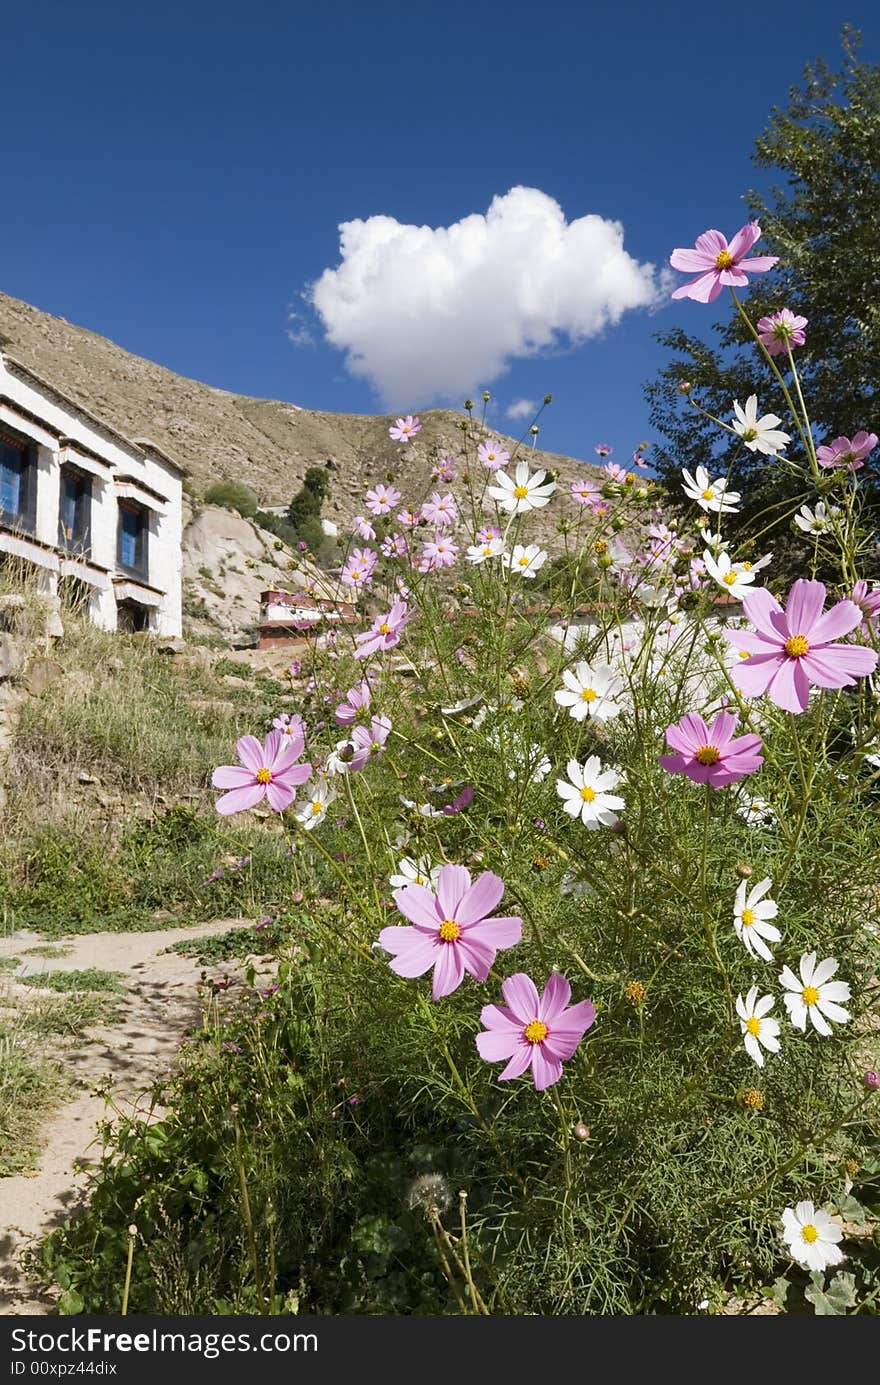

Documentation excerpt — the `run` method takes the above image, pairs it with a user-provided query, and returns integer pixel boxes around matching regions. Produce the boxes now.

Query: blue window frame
[0,432,36,532]
[117,502,148,578]
[58,466,92,555]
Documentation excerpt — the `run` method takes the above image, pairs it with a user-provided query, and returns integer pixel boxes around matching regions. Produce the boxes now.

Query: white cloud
[305,186,665,408]
[505,398,538,421]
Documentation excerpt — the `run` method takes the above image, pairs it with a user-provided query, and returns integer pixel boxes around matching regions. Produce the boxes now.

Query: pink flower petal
[785,579,827,637]
[767,656,810,713]
[214,782,266,815]
[455,871,505,926]
[393,884,442,932]
[808,599,863,646]
[670,246,715,273]
[265,779,296,812]
[456,934,496,982]
[538,972,572,1023]
[436,864,472,919]
[694,229,728,258]
[739,255,778,273]
[479,1003,520,1031]
[708,708,737,746]
[382,930,438,978]
[501,973,540,1023]
[803,646,878,686]
[212,765,256,789]
[274,762,313,791]
[726,222,760,260]
[236,734,266,774]
[432,943,465,999]
[469,915,522,950]
[476,1028,521,1062]
[741,587,785,641]
[730,652,782,697]
[530,1047,563,1091]
[498,1043,534,1082]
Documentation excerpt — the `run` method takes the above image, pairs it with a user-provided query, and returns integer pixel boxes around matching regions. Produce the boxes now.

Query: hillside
[0,290,602,525]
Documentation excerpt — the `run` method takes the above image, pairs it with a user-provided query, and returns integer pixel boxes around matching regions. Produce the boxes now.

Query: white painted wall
[0,355,184,635]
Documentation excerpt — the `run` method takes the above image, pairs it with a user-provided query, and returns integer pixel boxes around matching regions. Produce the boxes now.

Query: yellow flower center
[723,571,738,585]
[738,650,750,659]
[715,250,734,269]
[784,634,809,658]
[524,1020,548,1044]
[379,622,390,634]
[438,919,460,942]
[519,556,529,566]
[802,985,819,1006]
[594,540,608,555]
[746,1016,761,1036]
[351,569,361,580]
[255,767,272,784]
[741,427,758,442]
[581,687,597,702]
[801,1224,819,1244]
[701,487,715,500]
[695,745,721,765]
[741,908,755,927]
[580,786,596,802]
[414,874,425,885]
[742,561,752,570]
[311,801,323,815]
[513,485,529,499]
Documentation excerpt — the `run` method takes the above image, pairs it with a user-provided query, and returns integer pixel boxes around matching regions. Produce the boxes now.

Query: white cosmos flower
[389,856,441,890]
[703,549,758,599]
[779,952,851,1035]
[466,537,505,564]
[735,793,776,827]
[734,551,772,575]
[295,782,336,829]
[794,501,841,535]
[733,877,781,962]
[735,986,781,1067]
[554,661,625,723]
[488,460,557,514]
[781,1201,844,1273]
[731,395,790,455]
[697,520,726,552]
[502,543,548,578]
[681,465,741,514]
[556,756,625,829]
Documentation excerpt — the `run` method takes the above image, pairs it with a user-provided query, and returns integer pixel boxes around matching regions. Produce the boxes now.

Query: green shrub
[203,482,259,518]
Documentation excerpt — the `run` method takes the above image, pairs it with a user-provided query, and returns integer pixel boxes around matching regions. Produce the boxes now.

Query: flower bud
[678,380,692,394]
[482,390,491,402]
[864,1070,880,1091]
[543,394,553,405]
[736,861,753,879]
[573,1122,590,1141]
[464,399,474,411]
[530,425,539,435]
[597,554,614,571]
[740,1087,765,1111]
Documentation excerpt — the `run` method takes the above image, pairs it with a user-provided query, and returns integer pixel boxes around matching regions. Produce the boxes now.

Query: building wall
[0,355,183,635]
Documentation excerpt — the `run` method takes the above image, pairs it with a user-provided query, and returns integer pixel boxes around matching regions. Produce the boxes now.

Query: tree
[645,27,880,579]
[203,480,259,518]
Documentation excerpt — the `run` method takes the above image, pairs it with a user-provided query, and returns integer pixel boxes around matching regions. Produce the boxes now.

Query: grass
[10,991,123,1037]
[0,1039,67,1177]
[163,927,265,967]
[22,945,74,959]
[18,969,125,994]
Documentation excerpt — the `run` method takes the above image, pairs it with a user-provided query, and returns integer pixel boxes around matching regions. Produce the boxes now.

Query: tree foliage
[646,26,880,579]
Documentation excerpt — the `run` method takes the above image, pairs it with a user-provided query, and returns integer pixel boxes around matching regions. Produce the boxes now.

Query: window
[117,502,148,578]
[0,431,37,532]
[58,465,92,555]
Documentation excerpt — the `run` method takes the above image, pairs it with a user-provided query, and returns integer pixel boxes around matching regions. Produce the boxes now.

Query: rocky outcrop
[181,504,343,645]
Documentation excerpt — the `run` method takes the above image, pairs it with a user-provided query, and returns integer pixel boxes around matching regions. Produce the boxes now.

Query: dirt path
[0,919,258,1315]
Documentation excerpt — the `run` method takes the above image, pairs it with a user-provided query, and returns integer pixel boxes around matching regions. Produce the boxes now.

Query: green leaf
[57,1288,84,1315]
[805,1271,857,1314]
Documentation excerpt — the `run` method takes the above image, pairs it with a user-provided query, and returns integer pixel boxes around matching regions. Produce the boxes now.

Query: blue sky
[2,1,878,467]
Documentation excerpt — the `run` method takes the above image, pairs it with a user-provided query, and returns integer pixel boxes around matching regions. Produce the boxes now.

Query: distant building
[258,589,357,650]
[0,352,184,634]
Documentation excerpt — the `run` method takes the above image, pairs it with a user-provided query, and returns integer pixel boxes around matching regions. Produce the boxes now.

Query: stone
[77,771,99,785]
[0,633,23,680]
[24,657,64,697]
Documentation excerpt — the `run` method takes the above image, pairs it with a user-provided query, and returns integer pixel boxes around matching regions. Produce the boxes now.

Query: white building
[0,352,183,635]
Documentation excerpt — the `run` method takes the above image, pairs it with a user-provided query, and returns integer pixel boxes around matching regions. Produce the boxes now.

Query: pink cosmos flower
[850,579,880,631]
[570,478,600,506]
[380,532,409,558]
[477,440,510,471]
[335,679,371,726]
[604,461,627,482]
[341,547,377,589]
[594,444,613,457]
[389,415,420,442]
[476,524,501,543]
[670,222,778,303]
[433,456,458,481]
[476,972,596,1092]
[272,711,306,742]
[816,432,878,471]
[352,515,377,541]
[354,600,412,660]
[365,483,401,516]
[347,714,391,771]
[442,785,473,815]
[419,537,458,571]
[660,710,764,788]
[420,492,458,527]
[378,864,522,1000]
[397,507,420,528]
[723,579,878,713]
[756,309,808,356]
[212,731,312,815]
[632,450,650,469]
